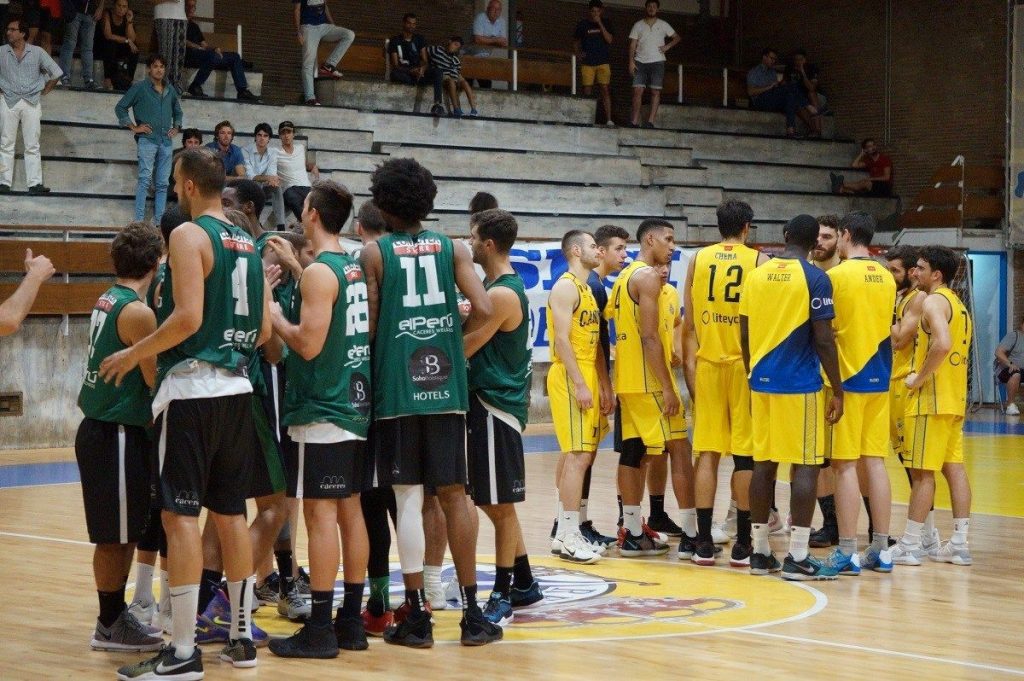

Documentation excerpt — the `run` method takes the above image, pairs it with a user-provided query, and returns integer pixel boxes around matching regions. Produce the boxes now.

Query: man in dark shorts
[359,158,501,647]
[831,138,894,197]
[464,208,543,627]
[101,147,273,679]
[76,221,165,653]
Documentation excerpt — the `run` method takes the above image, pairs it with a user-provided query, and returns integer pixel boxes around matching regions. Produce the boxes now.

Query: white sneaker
[444,573,462,609]
[922,528,941,556]
[711,526,731,544]
[127,598,155,626]
[1006,403,1020,416]
[768,509,786,535]
[553,531,602,564]
[929,541,972,566]
[425,578,447,611]
[890,542,923,566]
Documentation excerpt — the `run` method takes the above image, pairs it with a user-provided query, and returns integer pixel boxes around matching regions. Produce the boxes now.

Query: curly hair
[111,221,163,279]
[369,158,437,225]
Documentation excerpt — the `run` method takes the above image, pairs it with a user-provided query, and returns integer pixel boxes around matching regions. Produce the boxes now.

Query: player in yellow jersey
[741,214,843,580]
[683,200,767,568]
[820,212,896,575]
[608,219,689,558]
[892,246,974,566]
[547,230,609,564]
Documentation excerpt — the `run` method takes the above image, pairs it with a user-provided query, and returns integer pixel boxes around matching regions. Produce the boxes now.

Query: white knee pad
[393,484,426,574]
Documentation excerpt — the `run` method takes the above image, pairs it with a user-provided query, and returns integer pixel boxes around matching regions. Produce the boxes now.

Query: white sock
[557,510,580,540]
[923,510,936,536]
[159,570,171,619]
[752,523,770,556]
[555,494,562,521]
[789,526,810,562]
[902,519,923,547]
[423,565,443,595]
[394,484,426,574]
[135,563,155,605]
[579,498,589,524]
[728,499,738,518]
[170,584,200,659]
[952,517,970,544]
[679,508,697,538]
[623,505,642,535]
[227,577,253,642]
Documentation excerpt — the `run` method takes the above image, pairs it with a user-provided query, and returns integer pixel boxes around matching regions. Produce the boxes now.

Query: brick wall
[737,0,1007,203]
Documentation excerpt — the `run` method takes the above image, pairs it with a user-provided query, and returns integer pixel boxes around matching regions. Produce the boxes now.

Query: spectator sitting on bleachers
[276,119,319,219]
[747,47,820,138]
[204,120,245,176]
[388,12,427,85]
[99,0,138,92]
[830,138,894,197]
[182,0,259,101]
[785,48,828,117]
[244,122,285,228]
[57,0,103,89]
[426,36,477,118]
[466,0,507,88]
[168,127,201,201]
[294,0,354,106]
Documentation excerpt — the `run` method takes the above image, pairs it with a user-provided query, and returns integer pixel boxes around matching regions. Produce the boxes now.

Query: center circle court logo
[251,556,825,643]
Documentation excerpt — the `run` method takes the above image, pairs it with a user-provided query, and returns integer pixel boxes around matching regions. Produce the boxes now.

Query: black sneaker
[116,645,203,680]
[335,614,369,651]
[676,533,697,560]
[509,580,544,609]
[646,513,683,537]
[187,85,208,98]
[383,607,433,648]
[580,520,616,547]
[296,567,311,595]
[268,623,339,659]
[237,88,261,102]
[642,121,655,129]
[619,529,669,557]
[430,103,445,116]
[0,185,10,194]
[459,608,503,646]
[691,541,716,566]
[809,525,839,548]
[219,638,257,668]
[28,184,50,194]
[782,554,839,581]
[749,552,782,575]
[730,543,753,568]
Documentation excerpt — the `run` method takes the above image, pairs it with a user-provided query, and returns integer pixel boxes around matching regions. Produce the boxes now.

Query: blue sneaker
[452,107,463,118]
[482,592,513,627]
[509,581,544,609]
[201,588,271,647]
[469,108,478,116]
[823,548,861,576]
[782,554,839,581]
[860,547,894,573]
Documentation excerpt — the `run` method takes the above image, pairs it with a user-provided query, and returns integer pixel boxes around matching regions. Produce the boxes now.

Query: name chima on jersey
[392,239,443,256]
[221,233,256,254]
[715,247,739,260]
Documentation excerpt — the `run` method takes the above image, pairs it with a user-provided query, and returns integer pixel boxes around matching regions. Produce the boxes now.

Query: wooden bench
[898,164,1004,229]
[661,64,748,106]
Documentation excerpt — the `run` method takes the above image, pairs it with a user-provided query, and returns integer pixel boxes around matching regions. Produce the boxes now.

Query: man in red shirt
[831,138,893,197]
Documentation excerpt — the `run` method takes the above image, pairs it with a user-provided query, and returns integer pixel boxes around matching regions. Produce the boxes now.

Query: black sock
[697,507,714,543]
[737,509,752,545]
[492,566,513,598]
[340,582,363,619]
[818,494,837,531]
[460,583,480,614]
[97,587,126,628]
[274,550,293,580]
[863,496,873,536]
[512,554,534,589]
[617,494,623,526]
[650,494,665,518]
[582,466,593,500]
[197,569,223,615]
[407,588,426,613]
[310,590,333,628]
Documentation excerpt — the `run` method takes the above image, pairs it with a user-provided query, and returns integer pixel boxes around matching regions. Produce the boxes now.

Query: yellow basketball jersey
[659,282,680,393]
[690,242,761,363]
[608,260,660,394]
[892,288,920,380]
[908,287,972,416]
[827,258,896,393]
[547,271,601,366]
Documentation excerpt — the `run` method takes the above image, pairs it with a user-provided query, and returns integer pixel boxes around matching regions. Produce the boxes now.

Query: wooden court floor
[1,416,1023,680]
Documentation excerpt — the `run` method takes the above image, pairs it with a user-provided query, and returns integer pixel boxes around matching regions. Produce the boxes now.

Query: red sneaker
[362,608,394,637]
[319,63,343,79]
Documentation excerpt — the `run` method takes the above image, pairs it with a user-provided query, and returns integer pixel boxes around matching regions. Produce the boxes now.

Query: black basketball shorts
[466,394,526,506]
[374,412,468,489]
[283,432,366,500]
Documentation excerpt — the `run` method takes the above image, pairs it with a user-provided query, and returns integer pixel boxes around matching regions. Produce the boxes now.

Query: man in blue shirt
[293,0,354,106]
[574,0,615,126]
[467,0,507,88]
[205,120,245,177]
[115,54,182,220]
[747,47,820,138]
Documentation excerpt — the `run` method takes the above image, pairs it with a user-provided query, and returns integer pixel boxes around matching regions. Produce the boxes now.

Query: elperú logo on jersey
[221,234,255,254]
[392,239,443,256]
[397,313,455,340]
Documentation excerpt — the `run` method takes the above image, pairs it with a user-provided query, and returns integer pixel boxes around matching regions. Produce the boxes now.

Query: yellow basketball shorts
[580,63,612,86]
[751,390,825,465]
[548,362,608,453]
[692,358,752,456]
[618,391,687,455]
[824,390,889,460]
[902,414,965,471]
[889,378,910,462]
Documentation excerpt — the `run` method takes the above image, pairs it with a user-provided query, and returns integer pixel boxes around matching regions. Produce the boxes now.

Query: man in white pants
[293,0,354,106]
[0,18,62,194]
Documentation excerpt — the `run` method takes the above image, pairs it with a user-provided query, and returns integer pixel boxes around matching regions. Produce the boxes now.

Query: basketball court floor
[1,413,1022,679]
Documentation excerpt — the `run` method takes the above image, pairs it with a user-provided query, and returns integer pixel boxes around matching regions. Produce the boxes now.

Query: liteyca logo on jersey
[701,310,739,326]
[319,475,347,492]
[397,313,455,341]
[392,239,443,256]
[810,296,834,310]
[221,234,255,254]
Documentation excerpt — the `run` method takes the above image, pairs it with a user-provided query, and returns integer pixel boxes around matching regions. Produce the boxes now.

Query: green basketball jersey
[145,260,167,311]
[283,251,372,436]
[467,273,532,430]
[374,230,467,418]
[156,215,264,388]
[78,285,152,427]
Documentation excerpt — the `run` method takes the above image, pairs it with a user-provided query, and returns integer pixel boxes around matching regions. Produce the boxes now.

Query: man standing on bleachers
[627,0,679,129]
[294,0,354,107]
[0,17,62,194]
